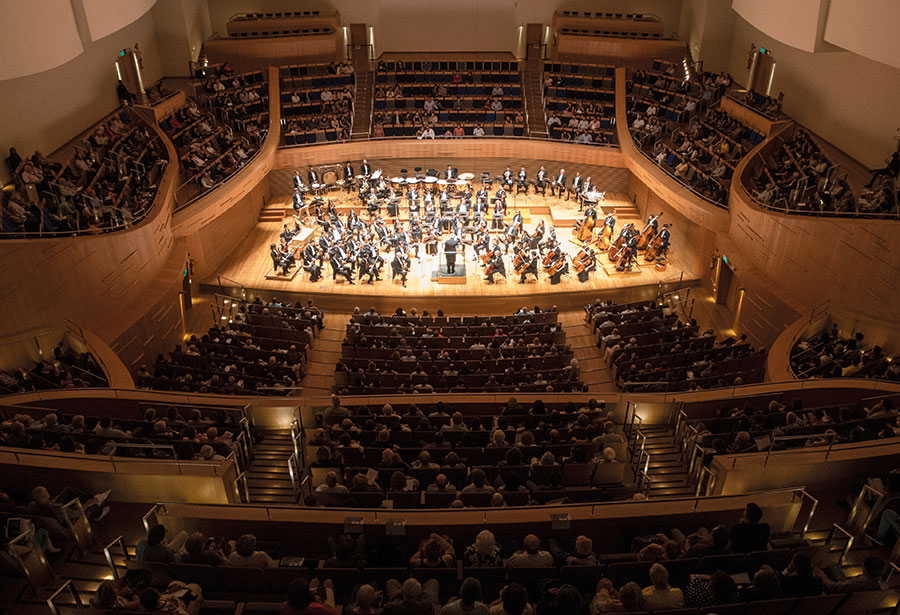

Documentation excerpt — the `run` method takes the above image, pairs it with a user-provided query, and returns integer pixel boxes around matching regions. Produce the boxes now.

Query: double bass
[574,216,595,243]
[598,215,615,248]
[644,226,671,262]
[608,224,634,260]
[636,213,663,250]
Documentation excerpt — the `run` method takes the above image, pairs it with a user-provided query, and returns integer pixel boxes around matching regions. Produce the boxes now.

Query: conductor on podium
[445,235,460,274]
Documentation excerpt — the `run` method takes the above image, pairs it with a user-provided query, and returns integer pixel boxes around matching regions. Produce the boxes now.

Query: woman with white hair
[463,529,503,566]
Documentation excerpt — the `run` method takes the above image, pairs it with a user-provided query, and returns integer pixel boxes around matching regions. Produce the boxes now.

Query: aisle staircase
[633,425,696,499]
[298,312,348,395]
[523,58,548,138]
[350,69,374,140]
[245,429,297,504]
[560,311,613,392]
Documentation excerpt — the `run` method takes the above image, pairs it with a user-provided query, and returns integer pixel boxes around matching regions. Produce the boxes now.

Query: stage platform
[203,192,701,312]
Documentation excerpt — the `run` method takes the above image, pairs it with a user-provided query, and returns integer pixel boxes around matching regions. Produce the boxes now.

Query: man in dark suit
[535,165,548,196]
[571,172,583,204]
[552,168,567,198]
[360,159,372,177]
[444,165,456,180]
[307,166,319,186]
[444,234,460,274]
[343,161,354,192]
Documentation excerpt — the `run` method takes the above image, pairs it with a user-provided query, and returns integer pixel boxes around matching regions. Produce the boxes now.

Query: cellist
[575,248,597,283]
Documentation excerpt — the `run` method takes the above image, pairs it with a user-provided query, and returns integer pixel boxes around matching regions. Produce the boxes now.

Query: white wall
[824,0,900,70]
[152,0,212,76]
[725,15,900,169]
[0,0,84,81]
[0,11,162,184]
[678,0,735,73]
[731,0,827,53]
[82,0,156,41]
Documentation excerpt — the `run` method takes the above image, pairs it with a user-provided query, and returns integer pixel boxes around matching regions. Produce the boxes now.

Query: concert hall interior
[1,2,900,615]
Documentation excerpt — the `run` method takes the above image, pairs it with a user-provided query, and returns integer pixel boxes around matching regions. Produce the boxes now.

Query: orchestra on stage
[268,161,672,286]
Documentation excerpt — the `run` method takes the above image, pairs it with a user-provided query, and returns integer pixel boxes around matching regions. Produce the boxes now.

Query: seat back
[789,593,846,615]
[832,589,896,615]
[168,563,223,592]
[316,567,361,602]
[559,565,605,593]
[219,565,271,593]
[746,598,796,615]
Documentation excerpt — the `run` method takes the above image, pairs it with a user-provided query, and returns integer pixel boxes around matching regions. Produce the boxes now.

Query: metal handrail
[278,133,621,149]
[234,471,250,503]
[637,470,652,496]
[47,579,82,615]
[792,489,819,538]
[142,504,162,532]
[695,466,716,497]
[827,523,855,565]
[102,535,130,579]
[288,453,300,500]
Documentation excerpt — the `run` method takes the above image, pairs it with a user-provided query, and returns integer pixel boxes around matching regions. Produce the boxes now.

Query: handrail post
[47,579,82,615]
[102,535,130,580]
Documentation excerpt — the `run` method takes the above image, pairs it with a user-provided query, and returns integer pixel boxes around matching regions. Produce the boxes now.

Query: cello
[572,249,590,273]
[644,225,671,262]
[513,250,527,273]
[636,213,663,250]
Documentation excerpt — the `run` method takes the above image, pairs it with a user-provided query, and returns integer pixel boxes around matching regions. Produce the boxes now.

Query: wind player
[535,165,548,196]
[516,166,528,195]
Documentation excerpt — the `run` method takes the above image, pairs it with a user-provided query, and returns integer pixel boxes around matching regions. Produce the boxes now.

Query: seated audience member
[780,551,823,597]
[441,577,489,615]
[227,533,277,568]
[427,474,456,493]
[507,534,554,568]
[618,583,644,613]
[411,533,455,568]
[739,565,781,601]
[588,579,622,615]
[315,472,350,505]
[136,524,187,563]
[28,485,111,524]
[283,577,337,615]
[816,555,886,593]
[641,563,684,611]
[345,584,380,615]
[729,502,770,552]
[549,535,597,566]
[489,583,532,615]
[384,578,439,615]
[181,532,228,566]
[326,534,365,568]
[685,570,738,608]
[463,529,503,567]
[462,468,495,494]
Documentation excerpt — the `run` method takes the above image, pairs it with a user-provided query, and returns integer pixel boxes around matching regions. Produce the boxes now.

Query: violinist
[474,230,491,258]
[516,166,528,195]
[425,226,439,255]
[575,248,597,283]
[270,243,285,274]
[485,249,506,284]
[328,249,354,284]
[529,219,545,249]
[476,185,489,205]
[357,251,379,285]
[391,249,410,287]
[302,246,322,282]
[518,248,540,284]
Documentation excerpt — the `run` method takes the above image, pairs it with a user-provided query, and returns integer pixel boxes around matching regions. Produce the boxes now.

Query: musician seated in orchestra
[330,252,355,284]
[485,250,506,284]
[576,249,597,283]
[518,249,540,284]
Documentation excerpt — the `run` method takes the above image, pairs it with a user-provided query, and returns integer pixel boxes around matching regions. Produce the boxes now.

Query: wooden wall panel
[204,33,341,72]
[555,34,686,68]
[274,139,626,172]
[731,130,900,325]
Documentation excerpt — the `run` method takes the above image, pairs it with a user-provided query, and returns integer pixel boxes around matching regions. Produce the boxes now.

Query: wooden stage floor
[205,192,701,311]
